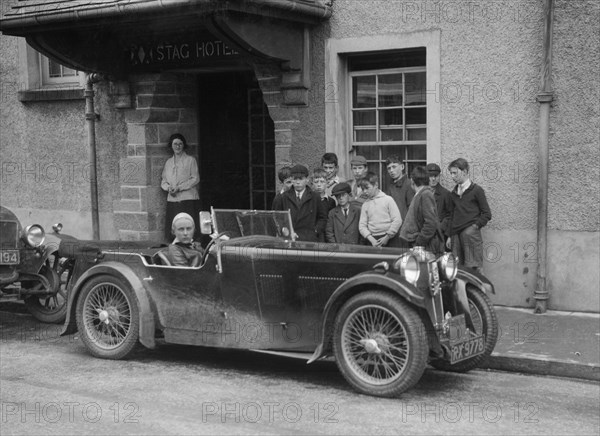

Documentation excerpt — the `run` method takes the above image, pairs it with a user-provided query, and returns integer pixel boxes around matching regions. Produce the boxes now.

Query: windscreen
[211,209,294,239]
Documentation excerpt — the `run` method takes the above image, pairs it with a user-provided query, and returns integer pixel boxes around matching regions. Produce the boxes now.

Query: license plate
[450,334,486,364]
[0,250,20,265]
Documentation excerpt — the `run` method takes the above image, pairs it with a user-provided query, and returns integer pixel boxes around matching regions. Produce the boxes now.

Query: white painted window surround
[325,30,441,182]
[17,40,85,100]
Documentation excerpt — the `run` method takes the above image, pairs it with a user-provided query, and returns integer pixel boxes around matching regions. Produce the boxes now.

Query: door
[197,71,275,211]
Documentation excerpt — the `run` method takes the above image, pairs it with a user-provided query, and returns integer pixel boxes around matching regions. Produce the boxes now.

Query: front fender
[308,271,426,363]
[39,233,62,263]
[60,262,156,349]
[17,234,63,275]
[35,232,79,266]
[456,267,495,294]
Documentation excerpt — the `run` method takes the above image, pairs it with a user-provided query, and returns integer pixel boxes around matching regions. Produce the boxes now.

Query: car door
[145,253,224,347]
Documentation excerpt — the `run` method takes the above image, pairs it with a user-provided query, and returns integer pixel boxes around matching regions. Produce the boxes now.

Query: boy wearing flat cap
[427,163,453,242]
[347,155,370,207]
[272,164,328,242]
[325,182,362,244]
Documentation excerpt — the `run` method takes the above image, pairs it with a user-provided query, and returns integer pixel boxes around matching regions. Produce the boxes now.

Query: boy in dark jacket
[272,164,328,242]
[448,158,492,274]
[427,163,453,242]
[325,182,361,244]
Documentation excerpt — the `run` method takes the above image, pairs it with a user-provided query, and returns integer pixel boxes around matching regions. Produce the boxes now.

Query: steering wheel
[201,232,230,264]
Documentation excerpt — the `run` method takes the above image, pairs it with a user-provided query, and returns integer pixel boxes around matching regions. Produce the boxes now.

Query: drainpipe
[85,73,102,240]
[534,0,555,314]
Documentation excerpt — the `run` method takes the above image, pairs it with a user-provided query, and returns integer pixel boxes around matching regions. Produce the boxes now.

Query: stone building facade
[0,0,598,312]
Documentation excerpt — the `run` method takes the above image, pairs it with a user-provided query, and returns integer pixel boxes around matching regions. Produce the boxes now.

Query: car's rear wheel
[76,275,139,359]
[25,255,72,324]
[430,286,498,372]
[333,291,428,397]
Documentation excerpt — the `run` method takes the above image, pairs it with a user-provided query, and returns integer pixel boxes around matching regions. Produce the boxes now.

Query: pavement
[483,305,600,381]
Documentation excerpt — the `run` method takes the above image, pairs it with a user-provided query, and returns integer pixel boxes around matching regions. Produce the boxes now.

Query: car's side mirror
[199,211,213,235]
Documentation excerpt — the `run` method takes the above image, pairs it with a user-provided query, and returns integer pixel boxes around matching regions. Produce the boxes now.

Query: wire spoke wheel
[333,291,427,397]
[342,305,409,385]
[76,275,139,359]
[83,283,132,349]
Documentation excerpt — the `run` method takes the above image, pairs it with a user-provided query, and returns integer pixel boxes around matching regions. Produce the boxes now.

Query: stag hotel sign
[127,37,240,69]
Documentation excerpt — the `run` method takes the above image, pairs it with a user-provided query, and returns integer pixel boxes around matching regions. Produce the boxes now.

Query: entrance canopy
[0,0,331,78]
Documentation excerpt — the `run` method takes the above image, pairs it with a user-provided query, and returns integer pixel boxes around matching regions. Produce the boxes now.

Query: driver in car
[168,213,204,267]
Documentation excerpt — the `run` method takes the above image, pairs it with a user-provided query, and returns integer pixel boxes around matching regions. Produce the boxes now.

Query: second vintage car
[1,205,72,323]
[57,208,498,397]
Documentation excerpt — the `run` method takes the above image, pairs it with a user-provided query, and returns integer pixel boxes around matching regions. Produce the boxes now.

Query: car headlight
[393,253,420,286]
[438,252,458,281]
[23,224,45,247]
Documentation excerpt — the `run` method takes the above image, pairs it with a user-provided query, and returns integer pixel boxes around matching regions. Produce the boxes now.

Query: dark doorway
[197,71,275,211]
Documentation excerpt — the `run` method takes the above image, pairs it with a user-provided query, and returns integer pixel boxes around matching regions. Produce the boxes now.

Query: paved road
[1,306,598,435]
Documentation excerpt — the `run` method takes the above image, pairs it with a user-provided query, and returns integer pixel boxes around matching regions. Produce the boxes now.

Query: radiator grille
[0,221,18,248]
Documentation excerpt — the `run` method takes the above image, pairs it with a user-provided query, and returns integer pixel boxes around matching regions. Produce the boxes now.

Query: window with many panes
[248,88,276,210]
[349,48,426,191]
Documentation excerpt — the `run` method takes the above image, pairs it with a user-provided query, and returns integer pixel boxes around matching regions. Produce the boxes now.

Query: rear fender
[308,272,426,363]
[60,262,156,349]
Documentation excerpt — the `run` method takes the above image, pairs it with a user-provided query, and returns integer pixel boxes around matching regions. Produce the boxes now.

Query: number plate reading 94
[0,250,20,265]
[450,335,485,364]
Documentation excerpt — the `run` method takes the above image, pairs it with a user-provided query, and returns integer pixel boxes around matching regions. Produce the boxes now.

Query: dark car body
[1,205,71,323]
[58,209,498,397]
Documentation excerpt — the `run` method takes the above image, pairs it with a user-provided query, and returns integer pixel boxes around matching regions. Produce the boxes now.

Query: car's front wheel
[25,255,72,324]
[430,286,498,372]
[333,291,428,397]
[76,275,139,359]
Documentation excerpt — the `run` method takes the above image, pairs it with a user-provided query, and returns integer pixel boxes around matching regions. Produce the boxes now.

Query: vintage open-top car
[0,205,72,323]
[57,208,498,397]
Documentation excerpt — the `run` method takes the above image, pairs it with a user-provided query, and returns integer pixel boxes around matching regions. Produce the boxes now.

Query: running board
[250,349,332,363]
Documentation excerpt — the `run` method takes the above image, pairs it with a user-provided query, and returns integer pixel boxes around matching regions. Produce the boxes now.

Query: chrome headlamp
[393,253,420,286]
[23,224,45,247]
[438,252,458,281]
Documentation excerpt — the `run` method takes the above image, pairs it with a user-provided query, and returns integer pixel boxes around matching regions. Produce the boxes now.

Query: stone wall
[114,73,198,241]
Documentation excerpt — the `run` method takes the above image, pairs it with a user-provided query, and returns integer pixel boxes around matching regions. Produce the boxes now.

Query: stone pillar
[253,62,301,174]
[112,73,198,241]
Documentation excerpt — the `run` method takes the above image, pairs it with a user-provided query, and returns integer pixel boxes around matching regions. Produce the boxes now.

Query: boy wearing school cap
[272,164,328,242]
[427,163,453,242]
[325,182,362,244]
[347,155,370,206]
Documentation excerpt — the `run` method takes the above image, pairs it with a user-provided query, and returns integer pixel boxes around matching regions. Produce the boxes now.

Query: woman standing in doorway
[161,133,200,241]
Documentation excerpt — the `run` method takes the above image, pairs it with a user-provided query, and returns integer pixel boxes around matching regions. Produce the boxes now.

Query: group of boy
[272,154,491,274]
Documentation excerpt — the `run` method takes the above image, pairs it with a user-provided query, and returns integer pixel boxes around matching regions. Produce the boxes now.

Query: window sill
[18,88,84,102]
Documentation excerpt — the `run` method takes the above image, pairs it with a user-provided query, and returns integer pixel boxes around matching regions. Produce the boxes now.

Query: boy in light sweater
[358,172,402,247]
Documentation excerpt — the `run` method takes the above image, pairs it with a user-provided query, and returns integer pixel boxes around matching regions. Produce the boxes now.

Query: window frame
[16,40,85,101]
[324,30,441,183]
[39,54,81,88]
[348,64,428,188]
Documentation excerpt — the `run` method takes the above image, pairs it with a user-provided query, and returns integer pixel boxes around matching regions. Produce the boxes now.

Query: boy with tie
[325,182,362,244]
[272,164,328,242]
